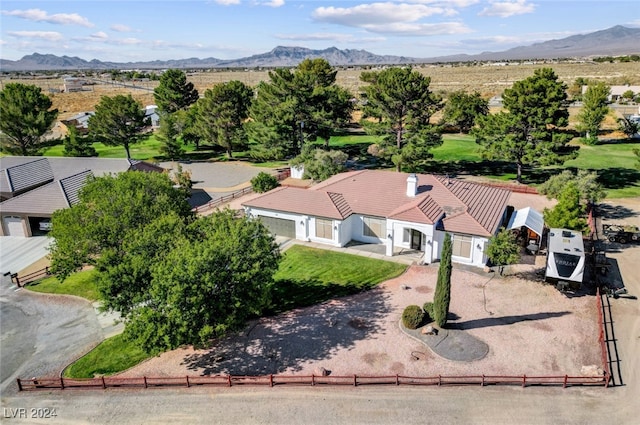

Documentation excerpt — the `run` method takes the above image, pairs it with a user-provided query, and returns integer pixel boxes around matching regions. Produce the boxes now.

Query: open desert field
[3,61,639,119]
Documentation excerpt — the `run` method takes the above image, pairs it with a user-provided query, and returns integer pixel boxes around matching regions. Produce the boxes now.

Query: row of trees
[2,64,635,183]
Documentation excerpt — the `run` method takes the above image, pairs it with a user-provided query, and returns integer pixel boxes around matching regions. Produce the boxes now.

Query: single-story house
[145,105,160,128]
[582,85,640,102]
[242,170,511,267]
[0,157,164,237]
[60,112,95,135]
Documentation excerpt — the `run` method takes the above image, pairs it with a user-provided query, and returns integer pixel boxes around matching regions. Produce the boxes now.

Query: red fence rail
[478,181,539,194]
[17,372,607,392]
[192,168,290,214]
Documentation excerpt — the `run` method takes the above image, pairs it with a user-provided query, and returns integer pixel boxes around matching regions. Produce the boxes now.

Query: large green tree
[543,182,587,232]
[441,90,488,133]
[539,169,606,205]
[576,82,610,144]
[486,228,520,276]
[247,58,353,160]
[153,69,199,114]
[88,94,149,158]
[473,68,574,183]
[433,233,452,327]
[289,144,348,181]
[193,81,253,158]
[49,171,192,289]
[157,112,185,160]
[124,209,281,353]
[0,82,58,155]
[359,67,443,171]
[62,126,97,157]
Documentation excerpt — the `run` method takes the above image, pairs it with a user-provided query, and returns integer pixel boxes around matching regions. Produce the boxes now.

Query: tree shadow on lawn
[447,311,571,330]
[182,279,392,376]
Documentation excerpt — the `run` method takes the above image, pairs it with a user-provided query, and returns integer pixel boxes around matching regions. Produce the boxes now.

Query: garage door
[258,216,295,238]
[3,216,25,237]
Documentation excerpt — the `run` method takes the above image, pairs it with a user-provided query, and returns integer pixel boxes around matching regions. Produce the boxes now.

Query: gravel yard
[117,264,601,379]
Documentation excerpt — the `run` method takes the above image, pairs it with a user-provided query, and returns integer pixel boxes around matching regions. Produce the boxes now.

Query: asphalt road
[0,274,103,397]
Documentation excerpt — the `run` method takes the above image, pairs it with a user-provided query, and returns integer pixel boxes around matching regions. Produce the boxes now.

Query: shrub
[402,305,424,330]
[423,302,434,323]
[251,172,279,193]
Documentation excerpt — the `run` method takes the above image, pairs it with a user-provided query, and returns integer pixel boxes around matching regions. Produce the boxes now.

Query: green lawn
[270,245,407,313]
[63,333,149,378]
[41,135,202,160]
[431,134,482,162]
[26,269,100,301]
[59,245,406,377]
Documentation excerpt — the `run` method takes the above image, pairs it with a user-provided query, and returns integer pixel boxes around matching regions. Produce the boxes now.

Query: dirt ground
[118,248,601,380]
[4,61,639,116]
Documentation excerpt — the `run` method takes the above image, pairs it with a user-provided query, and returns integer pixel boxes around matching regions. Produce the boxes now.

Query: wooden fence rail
[17,372,607,392]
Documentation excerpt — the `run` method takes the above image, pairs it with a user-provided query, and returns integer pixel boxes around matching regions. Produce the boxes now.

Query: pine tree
[433,233,452,327]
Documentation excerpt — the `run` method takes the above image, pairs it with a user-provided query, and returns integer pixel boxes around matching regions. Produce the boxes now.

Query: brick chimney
[406,173,418,197]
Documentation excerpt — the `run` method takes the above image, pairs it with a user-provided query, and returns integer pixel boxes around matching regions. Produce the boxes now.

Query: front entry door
[410,229,422,250]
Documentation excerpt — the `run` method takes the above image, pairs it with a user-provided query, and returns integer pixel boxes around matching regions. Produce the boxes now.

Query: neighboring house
[62,77,85,93]
[0,157,164,237]
[582,85,640,102]
[60,112,95,135]
[243,170,511,267]
[145,105,160,128]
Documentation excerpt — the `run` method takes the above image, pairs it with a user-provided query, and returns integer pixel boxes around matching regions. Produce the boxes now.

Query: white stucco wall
[245,206,489,267]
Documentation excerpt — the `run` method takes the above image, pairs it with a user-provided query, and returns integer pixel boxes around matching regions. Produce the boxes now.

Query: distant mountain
[428,25,640,62]
[1,26,638,71]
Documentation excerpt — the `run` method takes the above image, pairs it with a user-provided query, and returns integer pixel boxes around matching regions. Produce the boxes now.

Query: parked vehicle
[602,224,640,244]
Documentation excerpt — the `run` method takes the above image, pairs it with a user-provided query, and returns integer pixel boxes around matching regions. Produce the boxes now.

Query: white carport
[507,206,544,242]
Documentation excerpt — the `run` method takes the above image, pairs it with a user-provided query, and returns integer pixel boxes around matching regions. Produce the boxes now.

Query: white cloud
[478,1,535,18]
[110,24,133,32]
[117,38,143,46]
[1,8,94,27]
[404,0,479,6]
[7,31,64,41]
[313,3,450,27]
[366,21,471,36]
[260,0,285,7]
[215,0,241,4]
[274,32,388,44]
[90,31,109,40]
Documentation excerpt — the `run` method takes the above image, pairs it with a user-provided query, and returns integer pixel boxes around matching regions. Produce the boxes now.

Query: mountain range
[1,25,638,71]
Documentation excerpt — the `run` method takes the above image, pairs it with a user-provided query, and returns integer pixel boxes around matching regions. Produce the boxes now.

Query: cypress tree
[434,233,452,327]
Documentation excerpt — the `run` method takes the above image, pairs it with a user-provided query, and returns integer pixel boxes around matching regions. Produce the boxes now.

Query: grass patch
[63,333,150,378]
[431,134,482,162]
[41,134,201,160]
[270,245,406,313]
[26,269,100,301]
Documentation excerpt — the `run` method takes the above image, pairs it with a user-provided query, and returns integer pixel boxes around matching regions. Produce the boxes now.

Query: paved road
[0,274,104,397]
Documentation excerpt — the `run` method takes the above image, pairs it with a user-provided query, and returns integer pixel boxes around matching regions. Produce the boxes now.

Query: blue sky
[1,1,639,62]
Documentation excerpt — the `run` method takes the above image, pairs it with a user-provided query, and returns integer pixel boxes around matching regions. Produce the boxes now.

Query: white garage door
[3,216,25,237]
[258,216,296,238]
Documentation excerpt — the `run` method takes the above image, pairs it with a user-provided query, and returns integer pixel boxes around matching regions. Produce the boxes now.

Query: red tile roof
[243,170,510,237]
